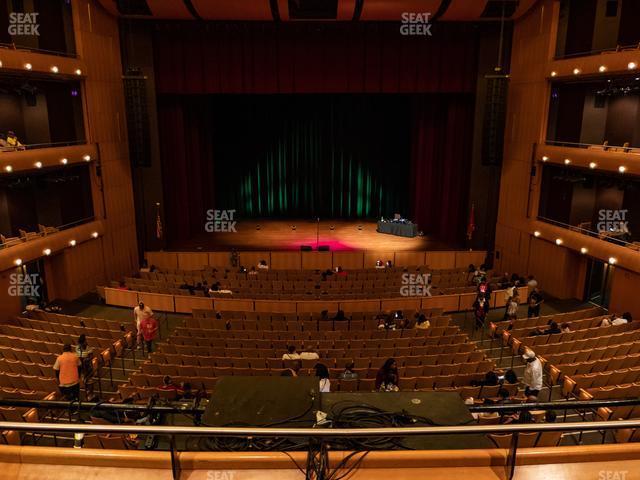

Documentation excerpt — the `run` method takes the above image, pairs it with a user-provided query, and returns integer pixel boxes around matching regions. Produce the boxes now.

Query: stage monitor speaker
[203,376,319,427]
[318,245,330,251]
[482,75,509,166]
[300,245,312,251]
[123,69,151,167]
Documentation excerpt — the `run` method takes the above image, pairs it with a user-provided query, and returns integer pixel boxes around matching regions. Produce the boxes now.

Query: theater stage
[171,220,453,252]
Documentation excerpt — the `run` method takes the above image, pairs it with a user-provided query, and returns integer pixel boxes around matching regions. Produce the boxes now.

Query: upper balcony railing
[554,43,640,61]
[0,42,77,59]
[537,216,639,251]
[545,140,640,155]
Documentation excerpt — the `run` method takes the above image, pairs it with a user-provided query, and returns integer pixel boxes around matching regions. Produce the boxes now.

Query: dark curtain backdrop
[159,94,474,245]
[153,22,478,95]
[210,95,410,218]
[410,95,475,245]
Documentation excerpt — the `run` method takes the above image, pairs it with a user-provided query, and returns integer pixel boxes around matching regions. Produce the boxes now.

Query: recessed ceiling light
[589,162,597,169]
[14,259,22,266]
[75,69,82,75]
[50,66,59,73]
[628,62,637,70]
[608,257,617,265]
[91,232,99,238]
[4,165,13,173]
[24,63,32,70]
[550,71,557,77]
[580,247,588,254]
[61,158,68,165]
[69,240,77,247]
[43,248,51,256]
[534,231,541,237]
[542,156,549,162]
[564,158,571,165]
[573,68,581,75]
[83,154,91,161]
[598,65,607,72]
[619,166,627,173]
[555,238,563,245]
[34,161,42,169]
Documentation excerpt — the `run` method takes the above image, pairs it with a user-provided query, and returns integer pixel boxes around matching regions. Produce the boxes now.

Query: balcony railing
[0,140,87,153]
[545,140,640,154]
[537,216,639,250]
[0,42,77,58]
[0,216,96,251]
[554,42,640,60]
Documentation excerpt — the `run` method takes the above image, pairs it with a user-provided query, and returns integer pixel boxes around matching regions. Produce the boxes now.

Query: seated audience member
[561,322,571,333]
[159,376,183,394]
[385,259,393,268]
[117,280,129,290]
[6,131,24,150]
[375,259,385,269]
[545,410,557,423]
[315,363,331,392]
[208,282,221,294]
[53,344,82,401]
[248,266,258,276]
[0,133,10,151]
[336,266,348,277]
[415,313,430,330]
[282,345,301,360]
[612,312,632,326]
[300,348,320,360]
[472,370,499,387]
[258,259,269,270]
[385,314,397,330]
[333,310,347,321]
[281,369,298,377]
[339,362,358,380]
[600,316,612,327]
[139,260,151,273]
[530,320,560,337]
[375,358,399,391]
[180,383,195,399]
[320,310,329,321]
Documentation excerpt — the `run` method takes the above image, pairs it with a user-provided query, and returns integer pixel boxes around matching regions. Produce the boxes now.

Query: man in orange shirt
[140,315,159,353]
[53,344,82,401]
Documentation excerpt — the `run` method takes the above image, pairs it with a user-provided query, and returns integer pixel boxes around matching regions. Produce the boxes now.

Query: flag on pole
[155,203,163,240]
[466,203,476,241]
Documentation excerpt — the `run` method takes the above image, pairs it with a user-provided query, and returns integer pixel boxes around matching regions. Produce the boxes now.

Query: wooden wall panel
[270,252,301,270]
[332,252,364,269]
[527,238,580,299]
[455,251,486,269]
[609,268,640,320]
[363,251,395,268]
[253,301,297,313]
[297,301,339,313]
[213,299,254,312]
[381,298,421,311]
[339,300,381,312]
[0,268,24,320]
[208,252,232,268]
[394,252,426,267]
[137,292,175,312]
[105,288,138,308]
[174,296,214,313]
[425,252,456,269]
[301,252,332,271]
[145,252,178,271]
[177,253,209,271]
[422,295,460,312]
[238,252,269,270]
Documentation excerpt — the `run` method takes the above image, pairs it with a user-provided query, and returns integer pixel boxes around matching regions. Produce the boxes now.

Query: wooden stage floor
[170,220,454,251]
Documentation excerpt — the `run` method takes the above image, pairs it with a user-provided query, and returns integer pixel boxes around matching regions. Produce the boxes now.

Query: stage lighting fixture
[580,247,588,254]
[24,63,32,70]
[83,155,91,161]
[75,69,82,75]
[91,232,99,238]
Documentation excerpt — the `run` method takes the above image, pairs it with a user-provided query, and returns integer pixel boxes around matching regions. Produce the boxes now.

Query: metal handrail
[1,418,640,436]
[544,140,640,153]
[553,43,640,60]
[537,216,637,248]
[0,42,77,58]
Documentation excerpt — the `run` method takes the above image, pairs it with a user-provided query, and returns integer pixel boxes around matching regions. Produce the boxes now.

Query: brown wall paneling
[145,252,178,271]
[270,252,302,270]
[208,252,232,268]
[394,252,426,267]
[332,251,364,270]
[339,300,382,312]
[455,251,486,269]
[424,252,456,269]
[422,295,460,312]
[297,301,339,313]
[137,292,175,312]
[0,268,24,319]
[177,253,209,271]
[381,298,421,311]
[301,252,332,271]
[253,301,298,314]
[609,268,640,320]
[363,251,395,268]
[104,287,138,308]
[238,252,269,270]
[212,299,255,312]
[174,296,214,314]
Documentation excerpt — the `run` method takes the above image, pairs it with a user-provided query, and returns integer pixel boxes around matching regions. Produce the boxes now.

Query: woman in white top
[282,345,300,360]
[315,363,331,393]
